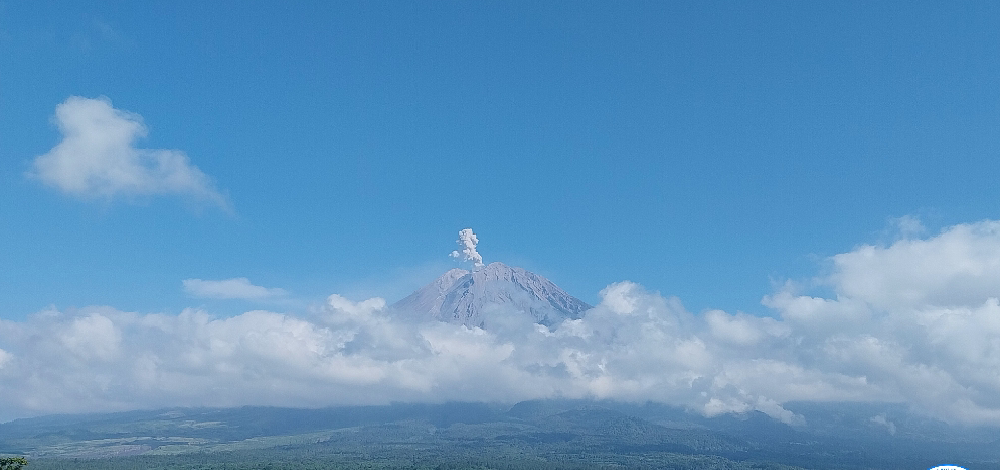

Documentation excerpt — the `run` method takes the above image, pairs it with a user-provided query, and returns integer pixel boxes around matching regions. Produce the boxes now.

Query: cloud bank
[183,278,287,300]
[30,96,227,207]
[4,220,1000,426]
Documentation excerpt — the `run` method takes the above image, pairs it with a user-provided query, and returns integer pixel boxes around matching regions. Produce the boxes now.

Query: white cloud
[0,284,811,424]
[889,214,926,239]
[4,220,1000,426]
[183,278,287,300]
[705,309,789,346]
[30,96,227,207]
[58,313,121,361]
[0,348,10,369]
[326,294,386,319]
[830,220,1000,310]
[870,413,897,435]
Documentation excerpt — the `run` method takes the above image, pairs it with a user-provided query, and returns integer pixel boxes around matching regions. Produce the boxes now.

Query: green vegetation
[2,401,999,470]
[0,456,28,470]
[21,448,799,470]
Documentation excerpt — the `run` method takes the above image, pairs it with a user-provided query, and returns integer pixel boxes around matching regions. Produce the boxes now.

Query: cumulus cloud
[889,214,926,239]
[830,220,1000,310]
[30,96,227,207]
[183,278,287,300]
[4,220,1000,426]
[0,287,797,422]
[450,228,484,268]
[870,413,897,435]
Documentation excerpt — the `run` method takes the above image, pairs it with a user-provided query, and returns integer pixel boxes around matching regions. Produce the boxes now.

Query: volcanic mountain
[392,262,592,328]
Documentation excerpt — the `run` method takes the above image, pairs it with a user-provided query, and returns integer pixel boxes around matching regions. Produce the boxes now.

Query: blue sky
[3,1,1000,316]
[8,1,1000,424]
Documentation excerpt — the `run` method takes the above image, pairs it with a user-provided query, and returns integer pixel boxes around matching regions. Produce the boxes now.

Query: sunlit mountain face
[392,262,591,328]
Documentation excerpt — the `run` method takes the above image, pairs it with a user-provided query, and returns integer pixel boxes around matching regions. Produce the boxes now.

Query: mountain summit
[392,262,591,328]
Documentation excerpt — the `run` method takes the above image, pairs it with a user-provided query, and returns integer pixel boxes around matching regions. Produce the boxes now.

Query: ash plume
[449,228,484,268]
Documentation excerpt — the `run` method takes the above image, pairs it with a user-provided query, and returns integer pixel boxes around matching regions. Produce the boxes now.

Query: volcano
[391,262,591,328]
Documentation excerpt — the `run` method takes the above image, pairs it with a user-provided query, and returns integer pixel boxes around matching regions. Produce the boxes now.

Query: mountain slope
[5,401,997,469]
[392,262,591,327]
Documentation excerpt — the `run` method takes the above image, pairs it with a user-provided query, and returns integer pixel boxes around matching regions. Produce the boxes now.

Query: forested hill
[2,400,999,470]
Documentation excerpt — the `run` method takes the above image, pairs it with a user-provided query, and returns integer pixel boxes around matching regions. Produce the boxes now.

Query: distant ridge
[392,262,591,328]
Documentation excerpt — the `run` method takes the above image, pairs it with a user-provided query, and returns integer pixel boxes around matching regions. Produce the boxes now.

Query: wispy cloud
[30,96,228,208]
[4,220,1000,425]
[183,278,287,300]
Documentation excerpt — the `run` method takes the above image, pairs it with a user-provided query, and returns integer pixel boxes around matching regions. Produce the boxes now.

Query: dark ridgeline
[3,400,998,469]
